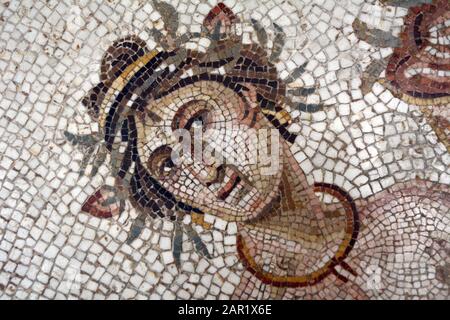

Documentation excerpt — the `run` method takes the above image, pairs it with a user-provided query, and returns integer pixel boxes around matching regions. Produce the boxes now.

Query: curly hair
[82,33,297,221]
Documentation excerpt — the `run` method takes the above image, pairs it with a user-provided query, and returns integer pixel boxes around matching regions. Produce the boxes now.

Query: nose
[187,162,226,187]
[205,164,226,187]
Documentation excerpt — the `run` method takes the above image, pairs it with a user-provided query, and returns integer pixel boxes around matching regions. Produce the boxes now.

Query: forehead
[143,81,240,126]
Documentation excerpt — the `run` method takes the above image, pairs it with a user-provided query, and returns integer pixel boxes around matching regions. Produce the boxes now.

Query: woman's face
[135,81,286,222]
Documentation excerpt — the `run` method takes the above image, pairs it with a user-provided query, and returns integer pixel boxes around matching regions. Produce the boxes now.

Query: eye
[148,146,176,179]
[171,100,211,132]
[185,109,210,132]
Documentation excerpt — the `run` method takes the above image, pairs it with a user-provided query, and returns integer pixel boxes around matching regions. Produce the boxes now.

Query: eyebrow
[171,99,206,131]
[146,109,162,123]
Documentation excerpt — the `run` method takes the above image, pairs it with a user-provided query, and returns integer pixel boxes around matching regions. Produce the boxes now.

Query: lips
[217,172,242,201]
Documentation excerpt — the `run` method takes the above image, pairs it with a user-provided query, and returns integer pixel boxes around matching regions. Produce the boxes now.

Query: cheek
[135,117,170,168]
[161,167,209,202]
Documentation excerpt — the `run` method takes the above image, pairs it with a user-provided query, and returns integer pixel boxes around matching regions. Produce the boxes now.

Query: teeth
[429,24,443,33]
[224,180,243,205]
[425,45,450,59]
[429,34,450,45]
[435,50,450,59]
[426,46,438,55]
[405,67,450,78]
[427,23,450,45]
[429,19,450,32]
[429,26,438,33]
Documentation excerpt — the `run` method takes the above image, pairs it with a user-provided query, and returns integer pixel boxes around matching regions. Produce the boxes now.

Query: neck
[236,142,355,289]
[245,142,345,244]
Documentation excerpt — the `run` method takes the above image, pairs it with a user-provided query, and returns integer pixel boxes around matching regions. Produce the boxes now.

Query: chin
[242,187,281,220]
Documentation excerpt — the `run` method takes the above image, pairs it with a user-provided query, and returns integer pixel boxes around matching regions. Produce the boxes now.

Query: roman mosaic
[0,0,449,299]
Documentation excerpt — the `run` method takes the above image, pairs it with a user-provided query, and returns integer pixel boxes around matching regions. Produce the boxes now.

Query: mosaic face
[68,0,363,290]
[1,0,449,300]
[80,34,296,221]
[136,82,284,221]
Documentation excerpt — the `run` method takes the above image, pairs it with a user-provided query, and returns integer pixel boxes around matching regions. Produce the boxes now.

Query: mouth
[217,172,241,201]
[405,65,450,80]
[212,165,255,204]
